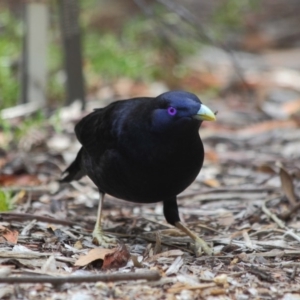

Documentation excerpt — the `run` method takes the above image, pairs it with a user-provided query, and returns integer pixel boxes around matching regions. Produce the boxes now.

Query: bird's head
[151,91,216,132]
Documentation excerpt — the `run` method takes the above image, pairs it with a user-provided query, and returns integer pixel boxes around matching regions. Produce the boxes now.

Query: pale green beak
[194,104,216,121]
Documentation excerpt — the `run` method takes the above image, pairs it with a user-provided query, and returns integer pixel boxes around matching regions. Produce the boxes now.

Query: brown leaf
[237,120,297,136]
[181,71,221,92]
[204,149,219,163]
[146,250,184,262]
[255,164,277,174]
[214,274,228,287]
[0,174,41,187]
[74,240,83,250]
[281,98,300,116]
[279,166,297,206]
[153,231,162,255]
[74,248,116,267]
[218,212,234,227]
[102,244,130,270]
[203,178,221,188]
[131,255,144,268]
[0,225,19,244]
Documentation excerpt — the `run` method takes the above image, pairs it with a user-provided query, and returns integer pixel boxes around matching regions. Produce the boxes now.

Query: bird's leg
[92,191,117,247]
[163,199,213,256]
[175,221,213,256]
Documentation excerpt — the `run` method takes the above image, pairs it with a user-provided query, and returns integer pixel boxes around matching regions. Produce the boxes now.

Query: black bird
[61,91,216,255]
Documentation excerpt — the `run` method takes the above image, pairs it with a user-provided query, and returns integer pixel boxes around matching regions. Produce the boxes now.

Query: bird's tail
[60,147,86,183]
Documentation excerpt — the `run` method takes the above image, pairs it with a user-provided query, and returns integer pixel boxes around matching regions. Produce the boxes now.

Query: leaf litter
[1,39,300,300]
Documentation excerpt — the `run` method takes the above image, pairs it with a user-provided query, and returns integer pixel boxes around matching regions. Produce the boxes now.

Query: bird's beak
[194,104,216,121]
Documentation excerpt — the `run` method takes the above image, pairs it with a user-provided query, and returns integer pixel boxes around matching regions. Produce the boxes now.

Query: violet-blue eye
[167,107,177,116]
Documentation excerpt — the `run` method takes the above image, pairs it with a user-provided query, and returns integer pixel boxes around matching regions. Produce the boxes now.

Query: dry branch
[0,271,161,284]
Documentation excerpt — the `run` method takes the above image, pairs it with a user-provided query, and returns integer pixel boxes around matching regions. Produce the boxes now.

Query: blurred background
[1,0,300,111]
[1,2,300,290]
[1,0,300,191]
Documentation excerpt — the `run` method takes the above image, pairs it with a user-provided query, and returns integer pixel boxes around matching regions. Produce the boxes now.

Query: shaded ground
[1,45,300,300]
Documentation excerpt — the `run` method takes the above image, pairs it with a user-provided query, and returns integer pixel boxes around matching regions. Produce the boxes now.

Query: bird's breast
[93,135,204,203]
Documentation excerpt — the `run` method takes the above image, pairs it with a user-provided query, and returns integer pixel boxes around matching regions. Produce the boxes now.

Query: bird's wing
[74,106,116,158]
[75,97,153,158]
[60,106,115,183]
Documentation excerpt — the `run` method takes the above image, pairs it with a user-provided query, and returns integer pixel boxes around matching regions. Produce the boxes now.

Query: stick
[0,102,43,119]
[262,198,300,242]
[0,271,161,284]
[0,212,76,227]
[261,198,285,229]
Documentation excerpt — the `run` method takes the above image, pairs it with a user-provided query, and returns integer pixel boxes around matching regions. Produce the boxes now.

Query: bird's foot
[92,228,117,247]
[194,236,213,256]
[174,222,213,256]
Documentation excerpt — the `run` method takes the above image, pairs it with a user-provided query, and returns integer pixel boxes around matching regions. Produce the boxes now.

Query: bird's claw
[194,237,213,256]
[92,228,117,247]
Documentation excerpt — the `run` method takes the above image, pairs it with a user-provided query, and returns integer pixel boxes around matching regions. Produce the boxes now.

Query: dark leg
[163,198,213,256]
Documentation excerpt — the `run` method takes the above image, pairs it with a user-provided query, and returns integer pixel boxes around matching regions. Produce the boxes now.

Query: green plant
[14,110,46,140]
[0,9,22,109]
[0,116,13,149]
[0,0,261,110]
[212,0,260,40]
[0,190,13,211]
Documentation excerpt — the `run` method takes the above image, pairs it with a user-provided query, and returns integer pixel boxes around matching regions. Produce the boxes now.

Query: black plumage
[61,91,216,255]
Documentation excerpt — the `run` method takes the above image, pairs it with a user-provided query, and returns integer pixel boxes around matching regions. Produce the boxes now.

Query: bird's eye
[167,107,177,116]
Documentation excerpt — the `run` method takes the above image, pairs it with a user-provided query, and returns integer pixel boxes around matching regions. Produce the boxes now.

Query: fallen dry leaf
[146,250,184,262]
[165,256,183,275]
[279,166,297,206]
[0,225,18,244]
[204,149,219,163]
[255,164,277,174]
[167,282,216,293]
[181,71,221,92]
[74,240,83,250]
[131,255,144,268]
[41,255,57,273]
[75,244,130,270]
[237,120,298,136]
[281,98,300,116]
[102,244,130,270]
[214,274,228,287]
[0,174,41,186]
[74,248,116,267]
[218,212,235,227]
[203,178,221,188]
[202,287,227,297]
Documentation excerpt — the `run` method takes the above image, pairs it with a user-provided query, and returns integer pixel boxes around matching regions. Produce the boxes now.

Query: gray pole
[59,0,85,109]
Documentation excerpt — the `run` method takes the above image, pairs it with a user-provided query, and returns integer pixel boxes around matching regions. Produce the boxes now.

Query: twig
[23,190,33,213]
[242,230,254,250]
[278,164,297,206]
[139,234,194,254]
[0,271,161,284]
[0,251,57,259]
[261,198,285,229]
[249,229,286,237]
[180,191,272,202]
[0,102,43,119]
[20,219,37,236]
[178,187,278,198]
[265,262,300,268]
[280,202,300,220]
[284,230,300,243]
[0,184,57,193]
[153,231,162,255]
[290,266,298,281]
[0,212,77,227]
[247,265,274,282]
[262,198,300,242]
